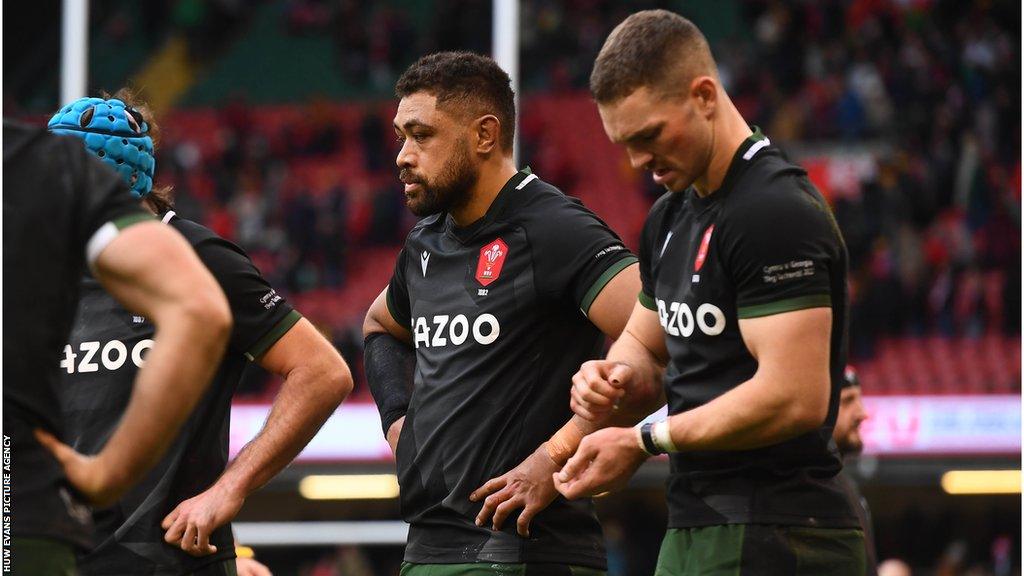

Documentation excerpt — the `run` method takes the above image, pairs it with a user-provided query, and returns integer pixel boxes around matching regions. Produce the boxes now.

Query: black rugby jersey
[60,211,300,576]
[3,122,150,550]
[638,129,858,529]
[386,169,636,568]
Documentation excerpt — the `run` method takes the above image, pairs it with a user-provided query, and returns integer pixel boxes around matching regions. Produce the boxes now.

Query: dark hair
[103,87,175,214]
[396,51,516,151]
[590,10,716,104]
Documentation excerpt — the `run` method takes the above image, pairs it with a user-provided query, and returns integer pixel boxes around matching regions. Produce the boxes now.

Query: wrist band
[235,545,255,559]
[546,421,586,464]
[652,420,678,453]
[638,423,661,455]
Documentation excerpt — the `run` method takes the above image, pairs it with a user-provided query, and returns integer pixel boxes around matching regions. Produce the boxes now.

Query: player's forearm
[547,335,665,464]
[666,372,827,452]
[96,307,230,491]
[604,330,667,419]
[364,332,415,436]
[219,360,352,496]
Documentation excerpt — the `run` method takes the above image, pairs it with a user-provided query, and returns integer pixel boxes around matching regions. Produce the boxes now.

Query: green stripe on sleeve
[737,294,831,319]
[579,256,639,316]
[112,212,155,230]
[638,291,657,311]
[385,289,411,330]
[245,310,302,361]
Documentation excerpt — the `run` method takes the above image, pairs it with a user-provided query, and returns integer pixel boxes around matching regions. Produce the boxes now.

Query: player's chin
[405,197,438,218]
[849,436,864,453]
[655,171,689,193]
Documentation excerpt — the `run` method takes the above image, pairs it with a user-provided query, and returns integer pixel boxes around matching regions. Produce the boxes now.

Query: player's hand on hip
[552,427,648,500]
[469,445,562,537]
[162,482,244,556]
[570,361,631,423]
[34,429,121,507]
[236,556,273,576]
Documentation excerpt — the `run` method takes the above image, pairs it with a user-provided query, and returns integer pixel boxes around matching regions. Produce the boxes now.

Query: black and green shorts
[400,563,606,576]
[655,524,865,576]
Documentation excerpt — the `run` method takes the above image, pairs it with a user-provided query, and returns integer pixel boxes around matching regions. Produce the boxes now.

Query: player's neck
[450,160,519,227]
[693,103,753,197]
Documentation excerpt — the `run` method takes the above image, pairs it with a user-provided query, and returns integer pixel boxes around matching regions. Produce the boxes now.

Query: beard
[400,140,479,217]
[836,430,864,457]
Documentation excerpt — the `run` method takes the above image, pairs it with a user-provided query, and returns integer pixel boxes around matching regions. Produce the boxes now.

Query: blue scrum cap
[48,97,156,198]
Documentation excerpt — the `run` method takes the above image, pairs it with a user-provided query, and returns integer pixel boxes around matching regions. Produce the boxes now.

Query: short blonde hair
[590,10,717,104]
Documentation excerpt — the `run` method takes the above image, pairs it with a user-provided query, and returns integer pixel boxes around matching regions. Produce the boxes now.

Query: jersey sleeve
[191,236,301,360]
[71,140,153,266]
[718,182,839,319]
[530,196,638,317]
[385,247,413,330]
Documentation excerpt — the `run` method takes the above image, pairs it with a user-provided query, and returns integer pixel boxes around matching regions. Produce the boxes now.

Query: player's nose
[626,147,653,171]
[856,406,868,422]
[396,139,415,169]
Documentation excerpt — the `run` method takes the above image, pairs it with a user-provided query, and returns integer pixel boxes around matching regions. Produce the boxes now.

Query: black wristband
[640,423,662,455]
[364,332,415,435]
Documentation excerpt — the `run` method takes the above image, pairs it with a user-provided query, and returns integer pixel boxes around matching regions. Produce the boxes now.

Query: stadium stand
[3,1,1019,573]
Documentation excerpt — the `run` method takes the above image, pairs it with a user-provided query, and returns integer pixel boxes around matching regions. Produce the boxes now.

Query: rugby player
[48,92,354,575]
[554,11,865,575]
[363,51,645,575]
[834,366,878,575]
[4,121,231,575]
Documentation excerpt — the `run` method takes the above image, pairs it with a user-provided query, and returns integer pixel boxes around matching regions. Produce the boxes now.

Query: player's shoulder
[724,149,827,222]
[502,174,595,227]
[732,146,810,198]
[166,212,220,244]
[4,122,83,176]
[3,121,47,159]
[166,212,253,259]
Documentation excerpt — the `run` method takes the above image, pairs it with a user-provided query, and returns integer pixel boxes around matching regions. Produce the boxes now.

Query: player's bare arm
[36,221,232,507]
[552,301,666,499]
[162,317,353,556]
[471,264,648,537]
[555,306,831,499]
[364,287,415,454]
[571,300,668,425]
[661,306,832,450]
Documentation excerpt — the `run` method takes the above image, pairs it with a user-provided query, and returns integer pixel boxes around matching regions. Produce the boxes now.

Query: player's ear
[691,76,717,118]
[475,115,501,155]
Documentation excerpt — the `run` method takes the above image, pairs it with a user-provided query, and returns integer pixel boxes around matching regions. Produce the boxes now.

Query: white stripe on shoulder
[515,173,538,190]
[659,231,674,258]
[86,222,119,266]
[161,210,177,224]
[742,137,771,161]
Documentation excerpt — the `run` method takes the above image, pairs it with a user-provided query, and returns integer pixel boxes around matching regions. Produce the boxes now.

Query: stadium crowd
[138,0,1020,399]
[3,1,1018,575]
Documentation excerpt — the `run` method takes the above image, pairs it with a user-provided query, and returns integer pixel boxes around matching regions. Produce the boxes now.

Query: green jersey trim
[113,212,155,230]
[580,256,638,316]
[737,294,831,319]
[386,288,412,330]
[638,291,657,311]
[245,309,302,360]
[85,212,154,266]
